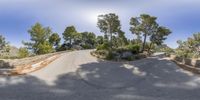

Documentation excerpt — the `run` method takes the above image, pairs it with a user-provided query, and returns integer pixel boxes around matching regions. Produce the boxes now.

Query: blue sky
[0,0,200,48]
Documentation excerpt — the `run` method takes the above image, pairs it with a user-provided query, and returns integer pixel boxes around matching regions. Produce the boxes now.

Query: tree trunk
[142,34,147,52]
[69,38,72,48]
[110,33,112,49]
[148,42,153,54]
[69,38,72,45]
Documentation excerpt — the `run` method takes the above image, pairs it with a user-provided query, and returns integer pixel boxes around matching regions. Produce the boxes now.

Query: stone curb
[169,55,200,74]
[172,60,200,74]
[0,54,61,76]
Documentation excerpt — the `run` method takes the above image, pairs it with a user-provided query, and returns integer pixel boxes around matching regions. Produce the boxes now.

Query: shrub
[125,44,140,54]
[94,50,109,56]
[106,51,114,60]
[82,44,92,49]
[18,47,29,58]
[96,42,109,50]
[37,42,53,54]
[115,47,128,53]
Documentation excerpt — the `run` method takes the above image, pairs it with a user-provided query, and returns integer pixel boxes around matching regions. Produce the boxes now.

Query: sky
[0,0,200,48]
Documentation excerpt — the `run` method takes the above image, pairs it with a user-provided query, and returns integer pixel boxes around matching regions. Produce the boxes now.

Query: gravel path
[0,50,200,100]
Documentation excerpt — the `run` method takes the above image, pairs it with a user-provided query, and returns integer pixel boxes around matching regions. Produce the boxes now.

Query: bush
[18,47,29,58]
[106,51,114,60]
[125,44,140,54]
[37,42,53,54]
[82,44,92,49]
[115,47,128,53]
[94,50,109,56]
[96,42,109,50]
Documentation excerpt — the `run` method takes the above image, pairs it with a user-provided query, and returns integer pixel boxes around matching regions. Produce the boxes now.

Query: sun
[85,11,109,24]
[86,12,99,24]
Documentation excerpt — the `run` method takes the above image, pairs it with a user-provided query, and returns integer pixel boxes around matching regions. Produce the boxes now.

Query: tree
[18,47,29,58]
[176,33,200,58]
[148,26,171,52]
[131,35,142,45]
[112,36,118,48]
[116,30,128,47]
[73,32,82,45]
[37,41,53,54]
[130,14,158,52]
[0,35,7,50]
[23,23,53,55]
[97,13,121,48]
[81,32,96,48]
[96,36,104,45]
[62,26,78,45]
[49,33,61,49]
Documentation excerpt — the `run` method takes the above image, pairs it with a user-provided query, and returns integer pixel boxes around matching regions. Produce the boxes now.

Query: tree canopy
[97,13,121,47]
[63,26,78,45]
[0,35,7,50]
[49,33,61,49]
[23,23,53,54]
[130,14,171,52]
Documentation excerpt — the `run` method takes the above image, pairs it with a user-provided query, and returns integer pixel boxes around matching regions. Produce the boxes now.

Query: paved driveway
[0,50,200,100]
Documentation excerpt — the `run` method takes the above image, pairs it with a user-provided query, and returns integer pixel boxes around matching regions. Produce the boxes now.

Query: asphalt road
[0,50,200,100]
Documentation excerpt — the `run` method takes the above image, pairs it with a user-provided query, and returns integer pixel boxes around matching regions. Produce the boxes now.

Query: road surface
[0,50,200,100]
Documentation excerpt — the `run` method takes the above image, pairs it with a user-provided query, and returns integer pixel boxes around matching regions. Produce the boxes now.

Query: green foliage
[81,32,96,48]
[150,26,171,45]
[115,44,140,54]
[125,44,140,54]
[106,51,114,60]
[97,13,121,47]
[49,33,61,48]
[37,41,53,54]
[130,14,171,52]
[62,26,78,45]
[96,36,104,45]
[0,35,8,50]
[94,50,109,56]
[117,30,128,47]
[96,42,109,50]
[82,44,91,49]
[23,23,53,55]
[18,47,29,58]
[176,33,200,58]
[130,14,158,52]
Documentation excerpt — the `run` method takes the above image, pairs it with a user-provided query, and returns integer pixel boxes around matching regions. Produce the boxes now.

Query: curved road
[0,50,200,100]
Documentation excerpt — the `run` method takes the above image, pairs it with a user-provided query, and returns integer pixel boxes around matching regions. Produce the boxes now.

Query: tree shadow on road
[0,57,200,100]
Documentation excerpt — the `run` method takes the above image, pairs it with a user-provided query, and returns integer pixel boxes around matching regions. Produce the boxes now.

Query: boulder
[174,57,183,63]
[121,51,133,59]
[183,58,192,66]
[195,60,200,68]
[72,45,83,50]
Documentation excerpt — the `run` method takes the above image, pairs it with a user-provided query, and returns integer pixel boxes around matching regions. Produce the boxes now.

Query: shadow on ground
[0,58,200,100]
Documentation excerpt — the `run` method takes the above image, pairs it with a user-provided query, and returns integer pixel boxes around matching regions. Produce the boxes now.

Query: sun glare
[86,11,110,24]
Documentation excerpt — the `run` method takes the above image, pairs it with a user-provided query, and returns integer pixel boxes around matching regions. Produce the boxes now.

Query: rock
[0,60,14,69]
[112,52,121,61]
[195,60,200,68]
[183,58,192,66]
[174,57,183,63]
[72,45,83,50]
[121,51,133,59]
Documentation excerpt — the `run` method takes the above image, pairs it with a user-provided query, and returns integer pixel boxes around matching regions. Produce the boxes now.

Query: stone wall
[170,55,200,74]
[170,55,200,68]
